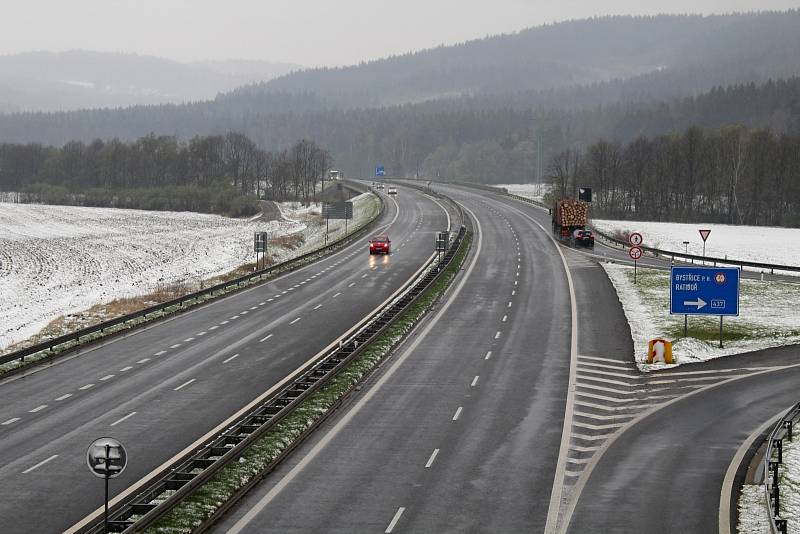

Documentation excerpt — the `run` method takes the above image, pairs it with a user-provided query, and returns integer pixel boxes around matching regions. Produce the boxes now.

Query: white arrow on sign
[683,297,707,310]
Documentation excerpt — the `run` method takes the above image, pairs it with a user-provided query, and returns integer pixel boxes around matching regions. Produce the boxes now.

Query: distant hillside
[239,11,800,108]
[0,51,301,112]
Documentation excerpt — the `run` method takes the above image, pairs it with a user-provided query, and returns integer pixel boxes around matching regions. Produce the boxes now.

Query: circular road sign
[715,272,727,285]
[86,437,127,479]
[629,232,643,246]
[629,246,643,260]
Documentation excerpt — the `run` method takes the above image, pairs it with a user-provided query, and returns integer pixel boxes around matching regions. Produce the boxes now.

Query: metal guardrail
[0,183,383,372]
[590,228,800,274]
[433,179,800,275]
[764,403,800,534]
[80,224,468,533]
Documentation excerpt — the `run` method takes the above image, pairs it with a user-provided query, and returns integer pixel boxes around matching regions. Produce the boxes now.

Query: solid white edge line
[66,187,448,534]
[385,507,406,533]
[719,405,793,534]
[491,201,578,534]
[22,454,58,474]
[425,448,440,468]
[223,201,477,534]
[111,411,137,427]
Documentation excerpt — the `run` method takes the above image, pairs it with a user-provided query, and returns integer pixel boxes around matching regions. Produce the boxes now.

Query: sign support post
[629,245,643,284]
[720,316,724,348]
[699,229,711,260]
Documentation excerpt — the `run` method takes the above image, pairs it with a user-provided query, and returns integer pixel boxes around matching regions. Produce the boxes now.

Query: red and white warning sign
[629,232,643,246]
[699,229,711,242]
[629,246,643,260]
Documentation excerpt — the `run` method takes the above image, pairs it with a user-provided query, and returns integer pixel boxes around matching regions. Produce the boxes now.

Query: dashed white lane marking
[267,299,274,303]
[111,412,137,426]
[29,405,47,413]
[348,282,356,288]
[170,343,181,349]
[99,374,114,381]
[508,301,513,307]
[385,507,406,533]
[250,306,258,310]
[230,315,240,320]
[137,358,150,364]
[240,311,249,315]
[55,394,72,401]
[197,331,207,336]
[516,272,519,277]
[209,326,219,331]
[79,384,94,390]
[289,317,301,325]
[512,290,516,296]
[120,366,133,372]
[221,321,229,326]
[361,273,368,278]
[313,304,322,310]
[259,302,266,306]
[154,350,167,356]
[502,315,508,322]
[174,379,196,391]
[452,407,463,421]
[425,448,440,468]
[333,292,342,298]
[485,351,492,360]
[471,376,480,387]
[184,337,195,342]
[281,291,288,295]
[223,354,240,364]
[260,334,273,342]
[495,331,501,339]
[23,454,58,474]
[2,418,21,425]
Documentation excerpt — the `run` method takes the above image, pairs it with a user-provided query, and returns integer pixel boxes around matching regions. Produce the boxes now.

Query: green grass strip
[146,232,472,534]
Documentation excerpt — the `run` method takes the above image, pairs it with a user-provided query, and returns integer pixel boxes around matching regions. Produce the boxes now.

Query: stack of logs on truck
[551,198,594,247]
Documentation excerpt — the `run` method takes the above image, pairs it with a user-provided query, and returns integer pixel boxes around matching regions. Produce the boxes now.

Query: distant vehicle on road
[369,235,391,254]
[572,228,595,248]
[387,186,397,195]
[377,183,385,190]
[552,198,591,246]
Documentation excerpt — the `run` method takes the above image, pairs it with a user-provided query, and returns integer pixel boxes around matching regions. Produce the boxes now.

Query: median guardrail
[77,222,469,533]
[763,403,800,534]
[0,182,383,375]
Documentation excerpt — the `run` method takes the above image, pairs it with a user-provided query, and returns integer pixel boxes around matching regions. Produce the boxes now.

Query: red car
[369,235,391,254]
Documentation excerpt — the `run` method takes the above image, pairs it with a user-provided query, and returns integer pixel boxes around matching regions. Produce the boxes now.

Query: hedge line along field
[0,194,376,352]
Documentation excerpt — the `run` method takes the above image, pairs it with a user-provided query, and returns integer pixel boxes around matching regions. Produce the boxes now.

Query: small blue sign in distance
[375,165,386,177]
[670,266,740,316]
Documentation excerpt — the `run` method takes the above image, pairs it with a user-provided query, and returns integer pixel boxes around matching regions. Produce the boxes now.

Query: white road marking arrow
[683,297,707,309]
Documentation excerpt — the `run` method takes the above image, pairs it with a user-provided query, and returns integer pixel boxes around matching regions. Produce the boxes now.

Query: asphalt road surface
[0,184,449,533]
[214,184,587,533]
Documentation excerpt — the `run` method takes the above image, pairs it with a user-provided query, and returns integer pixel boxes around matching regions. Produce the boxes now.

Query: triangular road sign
[699,229,711,242]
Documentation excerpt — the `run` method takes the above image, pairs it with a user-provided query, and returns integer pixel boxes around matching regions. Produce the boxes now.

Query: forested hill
[235,11,800,108]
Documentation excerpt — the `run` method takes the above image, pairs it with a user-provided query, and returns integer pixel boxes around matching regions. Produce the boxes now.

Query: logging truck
[552,199,593,247]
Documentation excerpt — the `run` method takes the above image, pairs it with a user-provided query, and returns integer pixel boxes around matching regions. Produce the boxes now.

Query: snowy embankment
[0,193,377,352]
[496,183,550,203]
[593,220,800,272]
[602,263,800,369]
[737,484,770,534]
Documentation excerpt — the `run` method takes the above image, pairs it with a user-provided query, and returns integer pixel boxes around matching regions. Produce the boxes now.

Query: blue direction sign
[670,266,740,316]
[375,165,386,177]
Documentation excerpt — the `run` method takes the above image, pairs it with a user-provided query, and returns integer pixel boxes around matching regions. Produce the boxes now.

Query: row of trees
[0,133,332,214]
[549,125,800,226]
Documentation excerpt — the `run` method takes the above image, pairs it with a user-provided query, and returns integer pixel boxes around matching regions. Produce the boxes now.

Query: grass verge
[145,231,472,534]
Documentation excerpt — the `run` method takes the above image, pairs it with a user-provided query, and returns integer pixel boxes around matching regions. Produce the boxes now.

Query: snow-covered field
[603,263,800,369]
[737,484,770,534]
[0,193,376,351]
[593,220,800,269]
[496,183,550,203]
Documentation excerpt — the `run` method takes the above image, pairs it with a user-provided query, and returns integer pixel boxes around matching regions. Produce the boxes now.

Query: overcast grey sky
[1,0,797,67]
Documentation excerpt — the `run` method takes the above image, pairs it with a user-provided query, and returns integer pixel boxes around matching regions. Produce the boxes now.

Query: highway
[0,183,449,533]
[213,184,589,532]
